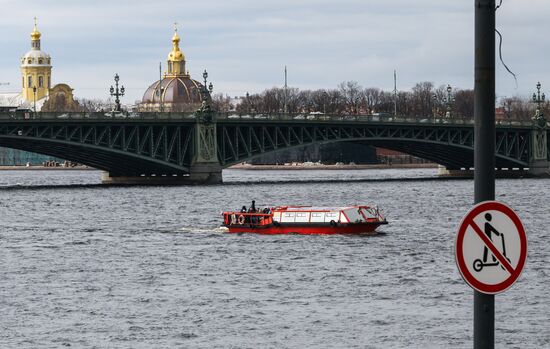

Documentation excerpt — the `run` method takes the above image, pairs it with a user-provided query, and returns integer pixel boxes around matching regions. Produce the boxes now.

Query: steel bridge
[0,112,548,183]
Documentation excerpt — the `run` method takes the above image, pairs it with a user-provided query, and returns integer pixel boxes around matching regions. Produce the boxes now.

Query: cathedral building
[0,19,80,112]
[21,19,52,103]
[0,19,77,165]
[139,26,204,112]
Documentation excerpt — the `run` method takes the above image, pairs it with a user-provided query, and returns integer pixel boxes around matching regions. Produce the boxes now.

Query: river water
[1,168,548,348]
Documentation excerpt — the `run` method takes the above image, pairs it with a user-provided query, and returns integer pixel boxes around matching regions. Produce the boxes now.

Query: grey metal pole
[284,65,288,113]
[474,0,495,348]
[394,70,397,116]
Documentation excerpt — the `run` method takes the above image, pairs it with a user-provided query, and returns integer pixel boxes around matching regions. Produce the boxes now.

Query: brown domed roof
[142,76,203,104]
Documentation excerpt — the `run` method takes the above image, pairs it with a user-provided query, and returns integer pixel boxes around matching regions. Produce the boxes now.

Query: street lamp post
[443,84,455,118]
[109,73,125,112]
[532,81,546,128]
[32,85,37,114]
[245,92,250,114]
[432,94,438,118]
[201,69,214,104]
[199,69,214,122]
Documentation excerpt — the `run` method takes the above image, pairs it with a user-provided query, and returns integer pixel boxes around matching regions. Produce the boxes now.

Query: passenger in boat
[249,200,257,223]
[249,200,257,213]
[240,206,247,213]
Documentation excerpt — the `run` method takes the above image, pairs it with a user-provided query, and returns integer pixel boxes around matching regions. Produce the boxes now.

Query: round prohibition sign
[455,201,527,294]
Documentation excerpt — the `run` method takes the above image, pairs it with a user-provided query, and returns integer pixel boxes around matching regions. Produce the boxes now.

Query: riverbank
[229,163,438,170]
[0,163,438,171]
[0,165,97,171]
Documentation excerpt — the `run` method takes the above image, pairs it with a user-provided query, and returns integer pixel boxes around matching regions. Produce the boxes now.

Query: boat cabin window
[310,212,325,222]
[324,212,339,223]
[281,212,296,223]
[295,212,309,223]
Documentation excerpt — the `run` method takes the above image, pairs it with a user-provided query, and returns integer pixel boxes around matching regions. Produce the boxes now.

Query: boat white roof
[276,206,366,211]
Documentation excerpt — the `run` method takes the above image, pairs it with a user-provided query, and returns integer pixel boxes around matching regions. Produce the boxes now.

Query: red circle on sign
[455,201,527,294]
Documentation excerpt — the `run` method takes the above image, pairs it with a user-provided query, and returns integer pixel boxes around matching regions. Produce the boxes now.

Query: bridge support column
[437,166,531,178]
[100,168,222,185]
[528,129,550,177]
[437,165,474,178]
[100,120,223,184]
[186,163,222,184]
[187,117,222,183]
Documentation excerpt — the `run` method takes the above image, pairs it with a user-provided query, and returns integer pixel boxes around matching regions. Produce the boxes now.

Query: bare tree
[211,93,233,112]
[76,98,112,112]
[410,81,434,117]
[454,89,474,118]
[338,81,363,114]
[500,96,533,121]
[363,87,383,114]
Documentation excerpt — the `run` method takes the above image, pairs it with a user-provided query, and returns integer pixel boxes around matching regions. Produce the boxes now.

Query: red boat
[222,205,387,235]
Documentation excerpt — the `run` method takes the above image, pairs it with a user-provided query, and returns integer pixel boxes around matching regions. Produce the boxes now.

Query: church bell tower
[20,18,52,102]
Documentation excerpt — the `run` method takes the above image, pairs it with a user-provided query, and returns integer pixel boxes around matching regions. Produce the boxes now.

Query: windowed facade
[21,22,52,102]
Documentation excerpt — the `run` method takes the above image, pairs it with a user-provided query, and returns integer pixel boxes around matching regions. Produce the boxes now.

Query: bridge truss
[0,113,544,180]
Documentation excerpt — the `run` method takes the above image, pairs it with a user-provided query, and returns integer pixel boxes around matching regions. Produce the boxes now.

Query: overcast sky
[0,0,548,103]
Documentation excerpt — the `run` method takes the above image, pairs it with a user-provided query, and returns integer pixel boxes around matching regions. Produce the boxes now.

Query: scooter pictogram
[472,213,511,272]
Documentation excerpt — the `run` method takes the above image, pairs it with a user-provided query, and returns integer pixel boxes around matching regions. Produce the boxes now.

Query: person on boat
[249,200,256,213]
[248,200,258,224]
[240,206,247,213]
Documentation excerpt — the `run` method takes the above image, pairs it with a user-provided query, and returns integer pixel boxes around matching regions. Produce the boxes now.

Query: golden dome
[31,17,41,41]
[167,25,185,62]
[172,30,180,44]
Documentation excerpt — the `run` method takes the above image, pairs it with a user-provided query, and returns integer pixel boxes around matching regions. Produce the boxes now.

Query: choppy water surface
[1,169,548,348]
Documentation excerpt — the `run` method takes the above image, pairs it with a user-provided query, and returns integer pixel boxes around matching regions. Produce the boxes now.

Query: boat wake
[177,226,228,234]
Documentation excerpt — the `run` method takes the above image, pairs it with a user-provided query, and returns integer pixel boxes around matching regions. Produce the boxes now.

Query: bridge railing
[0,111,537,127]
[0,111,200,121]
[213,112,536,127]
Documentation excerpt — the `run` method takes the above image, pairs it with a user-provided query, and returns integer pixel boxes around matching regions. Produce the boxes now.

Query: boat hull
[226,222,386,235]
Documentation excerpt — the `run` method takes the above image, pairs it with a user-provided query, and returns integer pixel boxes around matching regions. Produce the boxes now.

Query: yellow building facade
[20,19,52,102]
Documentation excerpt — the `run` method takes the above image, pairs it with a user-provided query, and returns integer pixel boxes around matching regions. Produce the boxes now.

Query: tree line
[70,81,549,121]
[213,81,547,121]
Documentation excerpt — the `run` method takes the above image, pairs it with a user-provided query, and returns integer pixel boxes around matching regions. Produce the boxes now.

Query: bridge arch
[0,135,190,176]
[0,114,537,183]
[217,122,530,170]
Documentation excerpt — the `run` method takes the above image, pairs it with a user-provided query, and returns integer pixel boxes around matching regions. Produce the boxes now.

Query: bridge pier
[437,165,550,178]
[100,165,223,185]
[528,161,550,177]
[437,166,474,178]
[101,115,224,185]
[528,129,550,176]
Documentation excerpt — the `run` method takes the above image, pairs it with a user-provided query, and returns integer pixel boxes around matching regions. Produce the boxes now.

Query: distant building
[41,83,81,112]
[495,107,506,120]
[138,26,204,112]
[21,19,52,104]
[0,19,71,165]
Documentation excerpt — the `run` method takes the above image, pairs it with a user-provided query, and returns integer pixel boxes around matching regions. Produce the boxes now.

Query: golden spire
[167,22,185,62]
[171,22,181,49]
[31,16,41,41]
